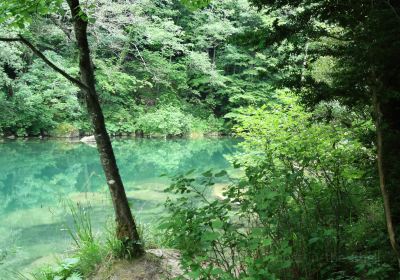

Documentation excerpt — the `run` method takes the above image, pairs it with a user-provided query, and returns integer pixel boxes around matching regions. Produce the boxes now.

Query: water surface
[0,138,238,277]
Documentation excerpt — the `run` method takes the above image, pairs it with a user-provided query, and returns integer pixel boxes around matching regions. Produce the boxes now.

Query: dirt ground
[90,249,183,280]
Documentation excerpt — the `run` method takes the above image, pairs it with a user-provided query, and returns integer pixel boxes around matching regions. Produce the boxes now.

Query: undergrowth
[17,201,160,280]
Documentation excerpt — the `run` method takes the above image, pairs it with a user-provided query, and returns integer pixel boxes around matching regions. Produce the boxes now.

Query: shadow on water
[0,137,239,276]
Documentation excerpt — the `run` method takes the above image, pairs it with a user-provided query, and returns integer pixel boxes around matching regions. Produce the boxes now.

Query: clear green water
[0,138,238,278]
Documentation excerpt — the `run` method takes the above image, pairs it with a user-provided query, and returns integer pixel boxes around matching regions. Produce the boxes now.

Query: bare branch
[0,35,88,91]
[0,37,21,42]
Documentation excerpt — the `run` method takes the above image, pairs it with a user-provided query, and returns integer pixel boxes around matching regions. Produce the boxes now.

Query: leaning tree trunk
[373,90,400,268]
[67,0,144,257]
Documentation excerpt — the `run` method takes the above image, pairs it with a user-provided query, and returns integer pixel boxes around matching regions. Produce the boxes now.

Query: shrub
[190,115,224,134]
[51,123,80,138]
[136,105,191,137]
[162,93,395,279]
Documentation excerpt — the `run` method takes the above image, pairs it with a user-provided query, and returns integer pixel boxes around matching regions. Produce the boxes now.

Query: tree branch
[0,35,88,91]
[0,37,21,42]
[385,0,400,23]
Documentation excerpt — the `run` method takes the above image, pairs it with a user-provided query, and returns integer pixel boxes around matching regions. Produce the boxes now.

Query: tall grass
[27,201,103,280]
[23,200,166,280]
[65,201,94,247]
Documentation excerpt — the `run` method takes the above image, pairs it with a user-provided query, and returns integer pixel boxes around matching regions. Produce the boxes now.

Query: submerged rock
[80,135,96,142]
[80,135,96,146]
[213,183,229,200]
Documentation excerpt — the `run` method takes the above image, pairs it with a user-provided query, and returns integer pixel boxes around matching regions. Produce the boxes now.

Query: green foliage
[137,105,191,137]
[0,0,268,137]
[2,0,400,278]
[163,170,292,279]
[51,123,80,137]
[180,0,211,10]
[31,258,83,280]
[163,93,396,279]
[190,115,224,134]
[0,51,82,136]
[0,0,63,28]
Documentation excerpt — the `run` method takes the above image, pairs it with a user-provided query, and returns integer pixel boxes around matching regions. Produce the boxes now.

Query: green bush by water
[161,94,397,279]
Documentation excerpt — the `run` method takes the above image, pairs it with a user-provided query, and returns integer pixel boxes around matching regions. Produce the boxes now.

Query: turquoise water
[0,138,238,278]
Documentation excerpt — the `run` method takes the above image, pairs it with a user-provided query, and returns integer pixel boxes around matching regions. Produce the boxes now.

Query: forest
[0,0,400,279]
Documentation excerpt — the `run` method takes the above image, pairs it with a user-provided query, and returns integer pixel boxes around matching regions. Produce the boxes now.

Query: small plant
[31,258,83,280]
[64,202,95,247]
[104,220,131,259]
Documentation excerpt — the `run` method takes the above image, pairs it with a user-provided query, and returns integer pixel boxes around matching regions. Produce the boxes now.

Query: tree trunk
[6,84,14,98]
[67,0,144,257]
[373,91,400,267]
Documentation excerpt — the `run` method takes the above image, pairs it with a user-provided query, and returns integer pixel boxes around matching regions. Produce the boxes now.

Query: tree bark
[373,91,400,267]
[6,85,14,98]
[67,0,144,256]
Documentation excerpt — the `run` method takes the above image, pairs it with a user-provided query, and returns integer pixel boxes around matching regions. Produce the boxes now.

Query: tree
[248,0,400,266]
[0,0,144,256]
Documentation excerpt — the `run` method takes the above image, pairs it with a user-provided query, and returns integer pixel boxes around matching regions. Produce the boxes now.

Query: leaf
[308,237,320,245]
[215,170,227,177]
[188,269,201,278]
[211,219,224,229]
[66,272,83,280]
[262,238,272,246]
[62,257,80,269]
[211,267,224,275]
[265,191,278,200]
[202,169,213,178]
[202,231,220,242]
[185,169,196,175]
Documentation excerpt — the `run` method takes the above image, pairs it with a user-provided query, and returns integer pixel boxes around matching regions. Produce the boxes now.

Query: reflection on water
[0,138,238,277]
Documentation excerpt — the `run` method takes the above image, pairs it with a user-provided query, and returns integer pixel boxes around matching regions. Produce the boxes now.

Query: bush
[136,105,191,137]
[162,93,396,279]
[50,123,80,138]
[190,115,224,134]
[105,108,137,136]
[162,170,292,280]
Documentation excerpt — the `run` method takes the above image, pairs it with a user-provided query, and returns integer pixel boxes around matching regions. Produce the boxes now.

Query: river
[0,137,238,278]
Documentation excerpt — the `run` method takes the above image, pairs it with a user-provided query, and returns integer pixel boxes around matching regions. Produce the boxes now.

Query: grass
[20,201,165,280]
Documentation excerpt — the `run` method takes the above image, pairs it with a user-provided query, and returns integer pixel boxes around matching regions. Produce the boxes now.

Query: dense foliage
[1,0,400,279]
[0,0,273,137]
[160,0,400,279]
[163,94,397,279]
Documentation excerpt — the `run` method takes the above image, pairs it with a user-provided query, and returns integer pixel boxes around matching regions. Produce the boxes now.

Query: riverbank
[90,249,183,280]
[0,131,228,141]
